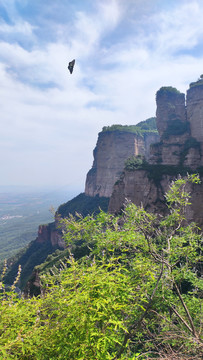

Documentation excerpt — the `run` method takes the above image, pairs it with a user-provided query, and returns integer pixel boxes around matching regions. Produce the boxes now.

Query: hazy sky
[1,0,203,191]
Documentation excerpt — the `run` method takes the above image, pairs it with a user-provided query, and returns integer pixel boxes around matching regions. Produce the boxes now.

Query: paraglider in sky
[68,59,75,74]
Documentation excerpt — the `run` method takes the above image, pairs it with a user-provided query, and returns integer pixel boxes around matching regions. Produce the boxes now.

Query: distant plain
[0,187,78,263]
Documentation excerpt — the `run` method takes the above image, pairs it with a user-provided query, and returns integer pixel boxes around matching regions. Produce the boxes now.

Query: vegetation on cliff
[189,74,203,88]
[124,155,147,171]
[3,236,60,290]
[57,192,109,219]
[0,175,202,359]
[124,136,202,183]
[124,156,192,185]
[3,194,109,292]
[102,117,158,136]
[163,119,190,139]
[156,86,181,99]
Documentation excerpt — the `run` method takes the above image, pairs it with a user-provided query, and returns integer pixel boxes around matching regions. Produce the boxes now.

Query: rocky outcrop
[187,83,203,143]
[36,223,65,249]
[109,167,203,224]
[109,170,164,214]
[85,120,159,197]
[156,87,187,138]
[149,87,198,167]
[109,78,203,227]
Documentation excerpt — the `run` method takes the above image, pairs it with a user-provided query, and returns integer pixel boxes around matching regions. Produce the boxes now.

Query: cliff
[8,76,203,292]
[85,118,159,197]
[109,77,203,227]
[5,119,158,292]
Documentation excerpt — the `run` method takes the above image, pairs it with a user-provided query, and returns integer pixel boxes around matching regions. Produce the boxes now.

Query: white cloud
[151,2,203,55]
[0,20,35,35]
[1,0,203,188]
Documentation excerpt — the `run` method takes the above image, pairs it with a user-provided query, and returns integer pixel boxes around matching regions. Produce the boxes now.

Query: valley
[0,188,78,263]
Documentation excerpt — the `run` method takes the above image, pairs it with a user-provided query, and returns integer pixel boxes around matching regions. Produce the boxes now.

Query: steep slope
[4,193,109,289]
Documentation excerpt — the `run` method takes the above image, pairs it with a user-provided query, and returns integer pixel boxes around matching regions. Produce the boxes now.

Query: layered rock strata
[109,169,203,225]
[109,79,203,227]
[156,88,186,135]
[85,126,159,198]
[187,84,203,143]
[36,223,65,249]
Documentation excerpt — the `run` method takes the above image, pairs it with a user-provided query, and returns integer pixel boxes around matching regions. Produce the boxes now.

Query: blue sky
[1,0,203,190]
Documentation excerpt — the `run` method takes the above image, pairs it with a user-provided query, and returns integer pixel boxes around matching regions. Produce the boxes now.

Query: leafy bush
[156,86,181,100]
[4,238,60,290]
[124,155,146,171]
[0,175,202,359]
[4,195,110,293]
[102,117,158,136]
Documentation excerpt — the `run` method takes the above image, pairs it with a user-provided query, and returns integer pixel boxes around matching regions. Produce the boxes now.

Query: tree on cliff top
[0,175,202,359]
[190,75,203,88]
[156,86,182,100]
[102,117,157,135]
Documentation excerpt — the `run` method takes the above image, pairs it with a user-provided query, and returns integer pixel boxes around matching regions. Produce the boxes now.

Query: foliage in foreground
[0,175,202,359]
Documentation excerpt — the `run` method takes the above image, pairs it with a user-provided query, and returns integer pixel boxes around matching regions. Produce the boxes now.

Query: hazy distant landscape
[0,187,78,263]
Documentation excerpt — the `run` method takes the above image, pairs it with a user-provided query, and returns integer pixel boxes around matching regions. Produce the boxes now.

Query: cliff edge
[85,118,159,197]
[109,77,203,227]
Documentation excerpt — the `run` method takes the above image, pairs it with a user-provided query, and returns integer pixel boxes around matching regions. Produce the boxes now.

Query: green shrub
[156,86,181,100]
[0,175,202,359]
[124,155,146,171]
[102,118,158,136]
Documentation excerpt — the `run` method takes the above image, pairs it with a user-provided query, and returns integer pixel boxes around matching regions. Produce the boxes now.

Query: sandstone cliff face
[109,80,203,227]
[156,88,187,138]
[150,87,196,167]
[108,168,203,222]
[85,130,159,197]
[36,223,65,249]
[186,84,203,167]
[109,170,164,214]
[187,84,203,143]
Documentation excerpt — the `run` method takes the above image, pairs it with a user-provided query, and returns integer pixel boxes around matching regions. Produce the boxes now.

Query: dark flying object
[68,59,75,74]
